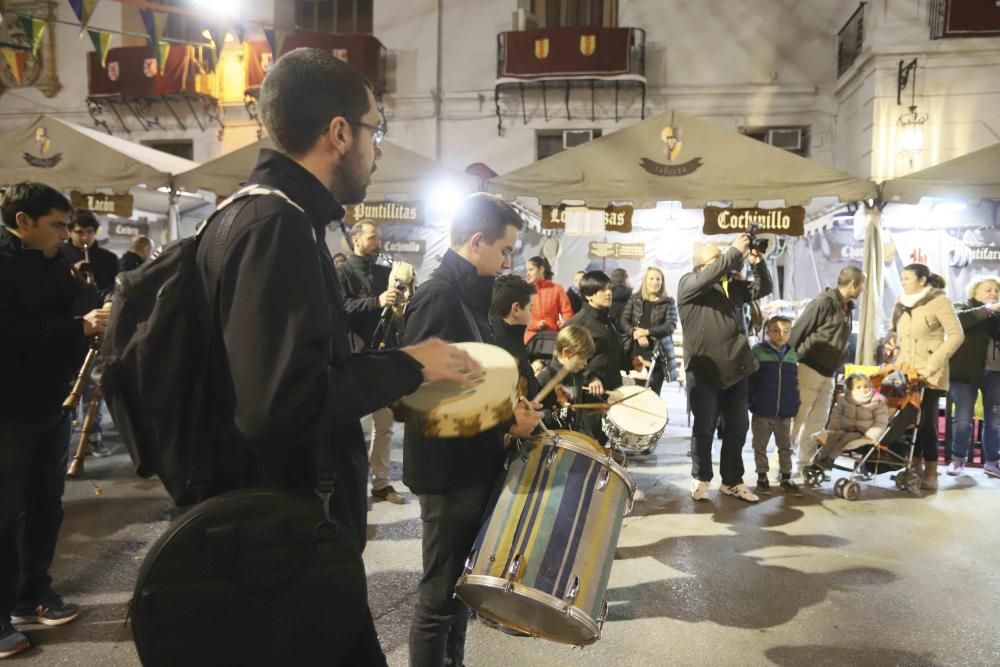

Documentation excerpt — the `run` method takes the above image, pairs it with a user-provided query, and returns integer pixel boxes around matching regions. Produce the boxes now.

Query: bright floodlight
[191,0,240,16]
[427,183,462,220]
[933,200,967,213]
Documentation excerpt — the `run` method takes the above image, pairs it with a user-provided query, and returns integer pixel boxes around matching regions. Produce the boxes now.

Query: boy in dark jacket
[749,316,801,495]
[536,324,596,434]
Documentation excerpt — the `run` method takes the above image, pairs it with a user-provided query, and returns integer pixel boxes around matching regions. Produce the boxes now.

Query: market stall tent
[174,138,478,198]
[882,142,1000,205]
[0,115,197,193]
[487,110,876,208]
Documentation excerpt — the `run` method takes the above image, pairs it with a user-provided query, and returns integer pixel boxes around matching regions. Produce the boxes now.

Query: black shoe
[11,591,80,627]
[780,476,803,496]
[371,485,407,504]
[756,476,772,495]
[0,622,30,659]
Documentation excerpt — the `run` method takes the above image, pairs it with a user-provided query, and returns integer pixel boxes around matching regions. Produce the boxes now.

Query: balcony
[494,26,646,134]
[836,3,865,78]
[244,31,387,136]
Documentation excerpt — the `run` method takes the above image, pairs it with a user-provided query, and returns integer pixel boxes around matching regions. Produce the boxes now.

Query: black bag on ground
[130,489,367,667]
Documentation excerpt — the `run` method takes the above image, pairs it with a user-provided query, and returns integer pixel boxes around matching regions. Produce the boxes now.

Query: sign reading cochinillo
[109,220,150,238]
[345,201,423,226]
[70,191,134,218]
[382,239,427,256]
[541,204,634,232]
[702,206,805,236]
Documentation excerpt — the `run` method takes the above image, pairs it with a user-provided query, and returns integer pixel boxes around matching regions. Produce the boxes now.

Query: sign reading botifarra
[703,206,805,236]
[345,201,423,225]
[639,125,703,177]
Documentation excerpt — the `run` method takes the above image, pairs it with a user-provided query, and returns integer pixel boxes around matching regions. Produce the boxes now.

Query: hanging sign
[109,220,149,238]
[588,242,645,260]
[345,201,423,225]
[702,206,805,236]
[541,204,633,232]
[70,191,134,217]
[383,239,426,256]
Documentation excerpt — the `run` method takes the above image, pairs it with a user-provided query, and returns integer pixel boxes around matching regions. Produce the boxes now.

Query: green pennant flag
[157,40,170,72]
[87,28,110,68]
[68,0,100,31]
[19,16,47,57]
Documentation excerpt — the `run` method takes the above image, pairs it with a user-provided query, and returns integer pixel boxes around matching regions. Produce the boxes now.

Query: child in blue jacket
[749,316,802,495]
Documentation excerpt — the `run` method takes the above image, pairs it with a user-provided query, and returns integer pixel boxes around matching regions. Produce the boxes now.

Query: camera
[746,221,769,255]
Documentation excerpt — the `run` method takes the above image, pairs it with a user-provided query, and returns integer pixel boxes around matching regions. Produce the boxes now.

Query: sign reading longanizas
[542,204,634,232]
[702,206,805,236]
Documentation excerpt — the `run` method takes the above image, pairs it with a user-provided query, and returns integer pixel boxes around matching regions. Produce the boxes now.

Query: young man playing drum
[402,193,541,667]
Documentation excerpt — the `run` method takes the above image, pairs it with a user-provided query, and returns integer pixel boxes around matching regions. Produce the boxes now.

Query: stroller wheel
[843,481,861,501]
[833,478,848,496]
[803,466,823,486]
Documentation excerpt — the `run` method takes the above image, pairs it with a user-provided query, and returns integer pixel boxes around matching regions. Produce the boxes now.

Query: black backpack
[102,185,301,506]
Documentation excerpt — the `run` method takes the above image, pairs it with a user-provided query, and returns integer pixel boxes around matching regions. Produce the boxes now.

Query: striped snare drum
[455,430,635,645]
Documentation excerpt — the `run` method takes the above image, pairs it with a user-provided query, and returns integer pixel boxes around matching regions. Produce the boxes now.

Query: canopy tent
[0,115,197,193]
[881,142,1000,205]
[174,138,478,198]
[487,110,876,208]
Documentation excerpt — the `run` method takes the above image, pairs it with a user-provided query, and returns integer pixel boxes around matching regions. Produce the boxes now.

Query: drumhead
[606,386,667,436]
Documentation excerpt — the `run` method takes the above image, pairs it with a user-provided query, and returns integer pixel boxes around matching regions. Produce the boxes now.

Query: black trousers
[917,388,945,462]
[0,412,70,619]
[409,483,494,667]
[688,373,750,486]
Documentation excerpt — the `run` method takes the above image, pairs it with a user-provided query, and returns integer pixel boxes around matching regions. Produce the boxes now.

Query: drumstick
[531,363,575,404]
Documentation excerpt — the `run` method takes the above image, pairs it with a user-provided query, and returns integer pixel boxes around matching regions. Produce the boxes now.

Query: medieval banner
[702,206,805,236]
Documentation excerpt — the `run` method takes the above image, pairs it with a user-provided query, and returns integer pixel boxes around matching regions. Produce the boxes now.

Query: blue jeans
[949,372,1000,463]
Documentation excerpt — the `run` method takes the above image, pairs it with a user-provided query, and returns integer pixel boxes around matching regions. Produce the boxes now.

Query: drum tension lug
[504,554,522,592]
[544,448,557,469]
[463,549,478,574]
[598,468,610,491]
[596,599,609,638]
[562,576,580,611]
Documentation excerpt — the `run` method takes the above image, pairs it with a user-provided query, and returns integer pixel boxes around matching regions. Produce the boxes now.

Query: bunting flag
[207,25,226,52]
[18,16,46,57]
[68,0,100,31]
[139,8,166,54]
[156,40,170,72]
[87,28,110,68]
[263,27,287,57]
[1,48,26,83]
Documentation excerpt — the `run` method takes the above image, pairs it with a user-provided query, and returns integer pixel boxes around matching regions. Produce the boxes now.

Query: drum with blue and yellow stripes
[455,430,635,645]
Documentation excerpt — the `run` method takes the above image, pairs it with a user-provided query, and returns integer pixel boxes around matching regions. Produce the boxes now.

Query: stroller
[802,370,925,500]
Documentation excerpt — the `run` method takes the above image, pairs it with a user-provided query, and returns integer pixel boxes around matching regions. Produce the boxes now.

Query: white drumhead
[401,342,518,416]
[606,386,667,436]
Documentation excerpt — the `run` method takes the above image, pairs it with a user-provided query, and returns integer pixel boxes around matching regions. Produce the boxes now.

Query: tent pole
[167,181,180,242]
[856,202,885,365]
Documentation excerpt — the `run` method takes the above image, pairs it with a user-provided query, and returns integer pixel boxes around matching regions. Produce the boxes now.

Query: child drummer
[536,325,597,435]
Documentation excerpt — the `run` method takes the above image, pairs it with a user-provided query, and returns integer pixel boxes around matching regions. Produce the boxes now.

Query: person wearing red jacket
[524,255,573,343]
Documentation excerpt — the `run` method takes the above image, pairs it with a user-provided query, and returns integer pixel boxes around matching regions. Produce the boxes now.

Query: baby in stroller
[812,372,890,470]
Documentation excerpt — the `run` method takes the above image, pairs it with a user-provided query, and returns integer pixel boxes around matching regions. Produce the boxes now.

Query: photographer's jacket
[677,247,773,389]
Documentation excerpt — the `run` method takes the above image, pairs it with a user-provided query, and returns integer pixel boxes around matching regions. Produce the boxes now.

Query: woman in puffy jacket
[884,264,964,490]
[523,256,573,344]
[619,266,678,395]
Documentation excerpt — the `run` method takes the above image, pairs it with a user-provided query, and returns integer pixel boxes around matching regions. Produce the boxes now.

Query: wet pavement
[9,384,1000,666]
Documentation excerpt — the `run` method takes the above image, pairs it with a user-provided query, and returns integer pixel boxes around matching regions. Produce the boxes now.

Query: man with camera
[1,183,108,658]
[337,219,406,504]
[678,232,772,503]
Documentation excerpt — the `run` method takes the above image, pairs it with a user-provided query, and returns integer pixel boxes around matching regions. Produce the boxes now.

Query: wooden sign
[108,220,149,238]
[345,201,423,225]
[703,206,805,236]
[383,239,426,256]
[70,191,134,217]
[541,204,633,232]
[588,242,645,260]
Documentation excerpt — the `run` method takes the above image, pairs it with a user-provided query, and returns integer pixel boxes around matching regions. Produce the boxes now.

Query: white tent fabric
[881,142,1000,205]
[0,115,197,193]
[487,111,876,208]
[856,207,884,365]
[175,138,478,198]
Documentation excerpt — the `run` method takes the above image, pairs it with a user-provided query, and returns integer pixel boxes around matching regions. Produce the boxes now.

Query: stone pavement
[9,383,1000,666]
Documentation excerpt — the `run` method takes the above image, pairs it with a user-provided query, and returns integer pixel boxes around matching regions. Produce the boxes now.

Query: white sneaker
[720,483,759,503]
[691,480,710,501]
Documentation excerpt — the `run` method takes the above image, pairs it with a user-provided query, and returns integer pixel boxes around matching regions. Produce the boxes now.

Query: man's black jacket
[119,250,145,273]
[402,249,506,495]
[489,317,540,399]
[568,302,625,391]
[195,149,424,551]
[0,228,95,422]
[337,252,390,353]
[677,248,773,389]
[60,239,118,296]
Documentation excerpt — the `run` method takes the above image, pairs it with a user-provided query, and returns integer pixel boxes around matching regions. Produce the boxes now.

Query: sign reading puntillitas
[702,206,805,236]
[345,201,423,226]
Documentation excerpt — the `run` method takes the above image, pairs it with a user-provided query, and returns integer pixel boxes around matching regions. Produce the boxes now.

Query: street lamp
[897,58,927,170]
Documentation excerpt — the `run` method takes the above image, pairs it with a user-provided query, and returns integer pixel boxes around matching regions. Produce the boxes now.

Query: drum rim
[455,574,600,646]
[530,431,635,494]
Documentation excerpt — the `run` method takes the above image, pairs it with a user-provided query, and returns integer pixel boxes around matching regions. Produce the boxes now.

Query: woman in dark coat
[619,266,679,395]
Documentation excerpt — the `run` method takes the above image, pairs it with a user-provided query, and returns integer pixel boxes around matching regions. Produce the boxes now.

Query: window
[531,0,617,28]
[297,0,373,34]
[142,139,194,161]
[742,126,810,158]
[536,129,602,160]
